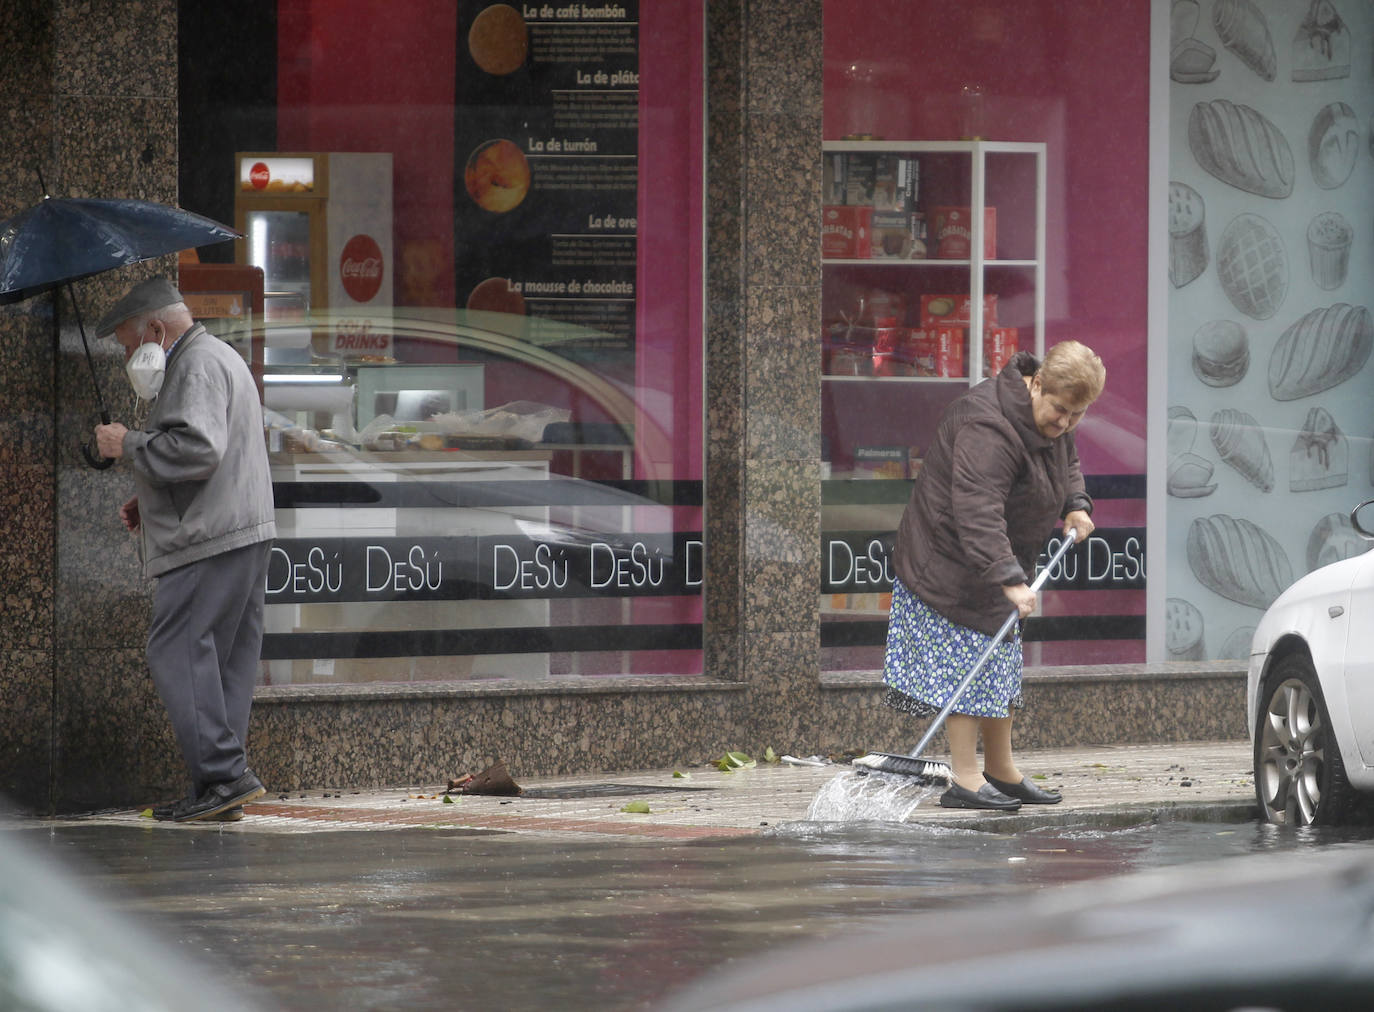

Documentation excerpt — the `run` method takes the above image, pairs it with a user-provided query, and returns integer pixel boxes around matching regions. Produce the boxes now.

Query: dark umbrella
[0,178,239,467]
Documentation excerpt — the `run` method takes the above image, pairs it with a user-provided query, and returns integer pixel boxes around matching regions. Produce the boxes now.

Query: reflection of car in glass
[1248,499,1374,826]
[660,847,1374,1011]
[0,826,259,1011]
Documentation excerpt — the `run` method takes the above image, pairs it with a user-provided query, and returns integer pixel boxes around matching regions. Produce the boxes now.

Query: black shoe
[152,799,242,822]
[171,770,266,823]
[151,799,179,821]
[984,772,1063,805]
[939,782,1022,811]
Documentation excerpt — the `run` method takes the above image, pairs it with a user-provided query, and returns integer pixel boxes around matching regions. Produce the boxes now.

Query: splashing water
[805,769,942,822]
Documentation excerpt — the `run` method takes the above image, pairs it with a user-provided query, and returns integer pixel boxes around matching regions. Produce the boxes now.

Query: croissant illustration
[1210,408,1274,491]
[1213,0,1277,81]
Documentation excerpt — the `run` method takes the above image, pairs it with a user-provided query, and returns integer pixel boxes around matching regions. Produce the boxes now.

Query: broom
[852,526,1080,783]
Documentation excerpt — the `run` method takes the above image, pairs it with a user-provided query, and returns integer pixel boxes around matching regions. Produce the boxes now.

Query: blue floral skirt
[882,579,1024,718]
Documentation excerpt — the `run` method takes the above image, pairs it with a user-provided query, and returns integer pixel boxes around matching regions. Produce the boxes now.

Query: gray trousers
[147,540,271,795]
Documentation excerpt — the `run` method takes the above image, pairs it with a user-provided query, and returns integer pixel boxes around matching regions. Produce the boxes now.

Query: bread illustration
[1188,100,1293,198]
[1166,598,1206,660]
[1292,0,1350,81]
[1306,512,1370,572]
[1308,102,1359,190]
[1210,408,1274,491]
[1168,182,1207,287]
[1216,214,1287,320]
[1191,320,1247,386]
[1268,303,1373,400]
[1187,514,1293,609]
[1289,406,1347,492]
[1213,0,1276,81]
[1168,452,1217,498]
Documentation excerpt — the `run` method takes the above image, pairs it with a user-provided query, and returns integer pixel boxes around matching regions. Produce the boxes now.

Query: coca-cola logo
[340,234,384,303]
[249,161,270,190]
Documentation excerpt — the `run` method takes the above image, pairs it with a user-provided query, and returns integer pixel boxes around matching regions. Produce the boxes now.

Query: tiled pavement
[47,740,1258,837]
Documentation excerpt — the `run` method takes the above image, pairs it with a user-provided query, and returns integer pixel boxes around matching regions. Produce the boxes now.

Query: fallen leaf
[621,801,651,814]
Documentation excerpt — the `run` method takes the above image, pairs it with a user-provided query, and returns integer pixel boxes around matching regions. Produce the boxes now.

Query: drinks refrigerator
[233,151,394,362]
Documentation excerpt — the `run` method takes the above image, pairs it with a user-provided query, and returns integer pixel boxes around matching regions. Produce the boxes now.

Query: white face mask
[126,339,166,400]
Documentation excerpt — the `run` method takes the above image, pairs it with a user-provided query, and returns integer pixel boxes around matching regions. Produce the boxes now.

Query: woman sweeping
[884,341,1105,811]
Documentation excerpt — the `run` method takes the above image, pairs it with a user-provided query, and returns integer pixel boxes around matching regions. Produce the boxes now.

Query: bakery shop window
[821,2,1152,671]
[1164,0,1374,666]
[177,2,705,684]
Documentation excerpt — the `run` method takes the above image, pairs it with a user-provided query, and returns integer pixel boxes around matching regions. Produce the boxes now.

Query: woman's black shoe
[984,773,1062,805]
[938,782,1022,811]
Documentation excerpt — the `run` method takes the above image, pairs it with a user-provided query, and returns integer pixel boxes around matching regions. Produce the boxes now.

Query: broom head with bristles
[851,751,952,783]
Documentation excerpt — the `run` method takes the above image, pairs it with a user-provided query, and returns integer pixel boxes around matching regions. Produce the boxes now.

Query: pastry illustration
[1168,405,1200,457]
[1170,0,1219,83]
[1166,598,1206,660]
[464,139,531,213]
[1308,102,1360,189]
[1306,512,1371,572]
[1289,406,1347,492]
[1219,626,1257,660]
[468,4,528,76]
[466,276,526,315]
[1292,0,1350,81]
[1210,408,1274,491]
[1216,214,1287,320]
[1168,452,1217,498]
[1168,182,1208,287]
[1188,100,1293,198]
[1306,211,1352,290]
[1212,0,1276,81]
[1187,514,1293,609]
[1191,319,1247,386]
[1268,303,1373,400]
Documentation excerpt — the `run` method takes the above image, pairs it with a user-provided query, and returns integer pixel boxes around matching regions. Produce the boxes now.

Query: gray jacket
[122,324,276,578]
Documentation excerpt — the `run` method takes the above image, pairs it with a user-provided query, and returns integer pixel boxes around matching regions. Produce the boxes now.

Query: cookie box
[911,327,966,377]
[983,327,1019,376]
[919,293,998,328]
[823,205,873,258]
[931,206,997,259]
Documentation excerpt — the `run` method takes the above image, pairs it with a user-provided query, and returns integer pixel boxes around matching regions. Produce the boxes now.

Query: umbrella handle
[81,411,116,470]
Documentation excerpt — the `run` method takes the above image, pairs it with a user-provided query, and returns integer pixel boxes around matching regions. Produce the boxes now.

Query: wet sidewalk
[56,739,1257,836]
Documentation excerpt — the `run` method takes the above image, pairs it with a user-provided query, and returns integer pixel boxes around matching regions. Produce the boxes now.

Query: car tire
[1253,654,1359,826]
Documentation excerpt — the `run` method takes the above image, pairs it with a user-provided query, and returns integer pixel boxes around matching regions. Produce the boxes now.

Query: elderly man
[94,277,276,822]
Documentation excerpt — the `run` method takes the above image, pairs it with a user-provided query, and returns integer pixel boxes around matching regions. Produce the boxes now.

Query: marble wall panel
[0,651,54,812]
[744,285,821,460]
[248,685,752,791]
[51,647,180,812]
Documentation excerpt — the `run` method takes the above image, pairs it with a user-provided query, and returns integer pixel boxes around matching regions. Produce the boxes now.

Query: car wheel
[1253,655,1357,826]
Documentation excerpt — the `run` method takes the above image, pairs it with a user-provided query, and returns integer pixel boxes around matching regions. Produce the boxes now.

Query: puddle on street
[14,815,1374,1012]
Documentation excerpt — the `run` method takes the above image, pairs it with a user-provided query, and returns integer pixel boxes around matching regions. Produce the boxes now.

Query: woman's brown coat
[892,351,1092,635]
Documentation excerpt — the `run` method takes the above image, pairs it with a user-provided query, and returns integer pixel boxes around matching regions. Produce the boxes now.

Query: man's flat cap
[97,278,184,338]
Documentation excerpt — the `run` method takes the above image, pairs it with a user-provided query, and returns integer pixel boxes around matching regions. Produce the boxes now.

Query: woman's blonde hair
[1038,341,1105,406]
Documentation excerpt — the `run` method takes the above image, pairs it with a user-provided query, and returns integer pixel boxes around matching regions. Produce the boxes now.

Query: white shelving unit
[821,139,1047,384]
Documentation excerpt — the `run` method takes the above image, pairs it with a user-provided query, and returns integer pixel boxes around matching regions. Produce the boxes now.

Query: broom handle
[905,526,1080,761]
